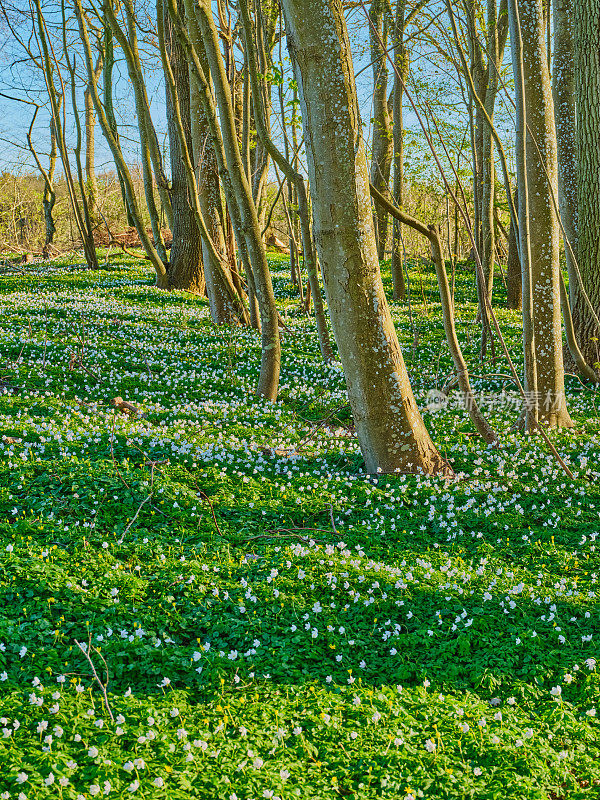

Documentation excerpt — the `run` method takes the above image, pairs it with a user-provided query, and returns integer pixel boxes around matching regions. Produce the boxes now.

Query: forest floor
[0,252,599,799]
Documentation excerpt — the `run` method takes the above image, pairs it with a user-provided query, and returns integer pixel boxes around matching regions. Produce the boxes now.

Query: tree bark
[553,0,578,296]
[281,0,450,476]
[84,50,103,220]
[188,13,247,324]
[163,5,205,294]
[572,0,600,370]
[506,188,522,309]
[369,0,393,260]
[390,0,407,300]
[508,0,572,427]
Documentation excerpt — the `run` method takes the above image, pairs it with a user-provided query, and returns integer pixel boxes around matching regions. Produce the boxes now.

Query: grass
[0,250,599,799]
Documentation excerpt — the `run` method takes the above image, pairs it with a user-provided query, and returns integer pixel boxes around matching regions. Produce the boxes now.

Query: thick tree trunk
[572,0,600,369]
[509,0,572,427]
[164,6,205,294]
[282,0,449,476]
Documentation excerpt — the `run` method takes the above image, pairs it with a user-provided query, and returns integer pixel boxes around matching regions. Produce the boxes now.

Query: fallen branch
[74,636,114,723]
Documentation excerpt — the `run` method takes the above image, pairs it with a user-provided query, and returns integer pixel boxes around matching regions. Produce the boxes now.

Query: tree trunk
[509,0,572,427]
[239,0,334,361]
[506,188,522,309]
[390,0,406,299]
[553,0,578,297]
[369,0,393,260]
[189,30,245,323]
[84,50,103,220]
[572,0,600,369]
[164,5,205,294]
[43,116,58,257]
[102,25,135,227]
[480,0,499,307]
[75,0,169,286]
[281,0,450,476]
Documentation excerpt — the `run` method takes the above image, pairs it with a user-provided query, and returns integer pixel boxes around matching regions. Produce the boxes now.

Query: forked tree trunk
[75,0,169,287]
[281,0,450,476]
[509,0,572,427]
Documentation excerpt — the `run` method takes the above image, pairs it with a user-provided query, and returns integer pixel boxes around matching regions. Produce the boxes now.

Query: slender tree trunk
[75,0,169,286]
[104,1,169,263]
[369,0,393,260]
[371,184,497,443]
[472,79,486,258]
[506,188,522,309]
[481,0,499,306]
[84,50,103,220]
[281,0,450,476]
[35,0,98,271]
[27,105,58,259]
[102,25,135,227]
[391,0,406,299]
[43,116,58,257]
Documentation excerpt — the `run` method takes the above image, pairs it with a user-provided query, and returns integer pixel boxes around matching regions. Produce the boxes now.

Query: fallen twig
[121,493,153,537]
[74,635,114,723]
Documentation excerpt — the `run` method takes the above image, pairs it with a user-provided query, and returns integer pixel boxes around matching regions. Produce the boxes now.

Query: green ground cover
[0,252,599,799]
